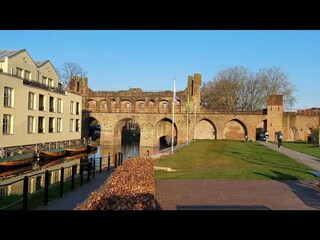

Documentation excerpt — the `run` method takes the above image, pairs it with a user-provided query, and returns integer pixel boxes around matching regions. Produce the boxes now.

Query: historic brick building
[67,74,319,146]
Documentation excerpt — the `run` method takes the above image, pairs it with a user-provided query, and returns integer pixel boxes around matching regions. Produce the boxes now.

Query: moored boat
[87,142,98,151]
[66,144,88,155]
[40,147,66,159]
[0,153,34,167]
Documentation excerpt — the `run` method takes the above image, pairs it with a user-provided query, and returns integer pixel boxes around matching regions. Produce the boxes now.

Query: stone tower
[267,95,283,141]
[186,73,202,110]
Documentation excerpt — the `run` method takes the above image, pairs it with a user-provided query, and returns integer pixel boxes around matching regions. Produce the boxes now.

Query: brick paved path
[155,142,320,210]
[155,179,320,210]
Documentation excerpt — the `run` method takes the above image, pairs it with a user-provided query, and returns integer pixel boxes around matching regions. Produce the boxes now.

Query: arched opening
[196,118,217,140]
[114,118,141,145]
[113,118,141,158]
[87,117,101,144]
[156,118,177,149]
[223,119,247,140]
[255,119,267,141]
[99,100,107,112]
[88,100,96,112]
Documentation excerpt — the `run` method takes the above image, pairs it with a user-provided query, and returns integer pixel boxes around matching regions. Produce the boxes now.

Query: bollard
[118,152,121,166]
[93,158,95,179]
[99,157,102,173]
[60,167,64,197]
[107,153,110,171]
[87,161,91,182]
[71,165,76,191]
[22,176,29,210]
[114,152,117,168]
[44,170,49,205]
[80,163,84,186]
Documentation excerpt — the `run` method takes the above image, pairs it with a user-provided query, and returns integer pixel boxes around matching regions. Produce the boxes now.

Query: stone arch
[223,119,248,140]
[135,100,146,113]
[196,118,217,140]
[113,117,140,145]
[159,100,169,114]
[120,99,132,113]
[88,99,96,112]
[148,99,155,113]
[84,116,101,140]
[255,119,267,141]
[110,98,117,112]
[99,100,107,112]
[155,117,178,148]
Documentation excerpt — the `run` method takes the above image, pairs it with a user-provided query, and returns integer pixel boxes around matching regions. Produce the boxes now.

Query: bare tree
[256,67,296,109]
[202,66,296,111]
[59,62,87,86]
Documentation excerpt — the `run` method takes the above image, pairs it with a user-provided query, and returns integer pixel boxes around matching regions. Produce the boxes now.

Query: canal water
[0,142,161,180]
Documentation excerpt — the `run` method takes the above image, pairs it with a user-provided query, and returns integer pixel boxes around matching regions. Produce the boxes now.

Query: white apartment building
[0,49,82,150]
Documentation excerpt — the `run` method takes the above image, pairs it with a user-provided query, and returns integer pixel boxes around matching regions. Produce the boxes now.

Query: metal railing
[0,152,124,210]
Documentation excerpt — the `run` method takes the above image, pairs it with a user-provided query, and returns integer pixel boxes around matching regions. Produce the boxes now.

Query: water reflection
[98,143,160,162]
[0,142,160,179]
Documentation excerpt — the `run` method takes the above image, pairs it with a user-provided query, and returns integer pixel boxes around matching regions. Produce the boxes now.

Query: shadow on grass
[254,170,320,209]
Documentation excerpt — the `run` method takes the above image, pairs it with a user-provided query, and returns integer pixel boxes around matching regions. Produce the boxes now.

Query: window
[4,87,13,107]
[57,98,62,113]
[76,119,80,132]
[76,102,80,115]
[25,70,31,80]
[42,76,47,85]
[70,101,74,114]
[39,94,44,111]
[70,119,74,132]
[140,103,145,109]
[38,116,44,133]
[27,116,34,134]
[163,102,168,111]
[48,78,53,87]
[16,67,23,78]
[49,96,54,112]
[2,114,12,135]
[49,117,54,133]
[57,118,62,132]
[28,92,35,110]
[126,102,131,108]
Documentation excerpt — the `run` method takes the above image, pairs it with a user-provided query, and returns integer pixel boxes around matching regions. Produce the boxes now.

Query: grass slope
[154,140,315,180]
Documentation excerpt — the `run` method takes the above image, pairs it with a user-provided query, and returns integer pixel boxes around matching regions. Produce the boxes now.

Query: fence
[0,152,124,210]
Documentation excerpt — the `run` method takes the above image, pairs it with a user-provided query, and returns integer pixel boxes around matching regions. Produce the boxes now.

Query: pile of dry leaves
[75,157,155,210]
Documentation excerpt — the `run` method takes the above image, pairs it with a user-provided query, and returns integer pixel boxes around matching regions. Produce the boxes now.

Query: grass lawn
[154,140,316,180]
[281,142,320,158]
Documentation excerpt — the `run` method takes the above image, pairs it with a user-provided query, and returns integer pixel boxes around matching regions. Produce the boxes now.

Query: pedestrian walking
[277,131,283,148]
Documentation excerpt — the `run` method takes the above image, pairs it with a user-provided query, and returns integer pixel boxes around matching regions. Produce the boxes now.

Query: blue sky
[0,30,319,110]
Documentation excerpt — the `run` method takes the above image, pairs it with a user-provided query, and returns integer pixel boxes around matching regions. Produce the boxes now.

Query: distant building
[0,49,82,152]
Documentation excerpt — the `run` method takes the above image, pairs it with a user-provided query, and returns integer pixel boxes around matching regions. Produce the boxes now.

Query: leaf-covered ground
[75,157,155,210]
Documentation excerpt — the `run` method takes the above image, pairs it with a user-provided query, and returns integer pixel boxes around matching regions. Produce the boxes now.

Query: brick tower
[267,95,283,141]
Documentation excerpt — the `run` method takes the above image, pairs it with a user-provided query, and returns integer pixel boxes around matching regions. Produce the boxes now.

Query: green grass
[281,142,320,158]
[0,177,90,210]
[154,140,316,180]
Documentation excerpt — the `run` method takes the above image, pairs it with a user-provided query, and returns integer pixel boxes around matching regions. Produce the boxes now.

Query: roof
[0,49,25,61]
[35,60,49,67]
